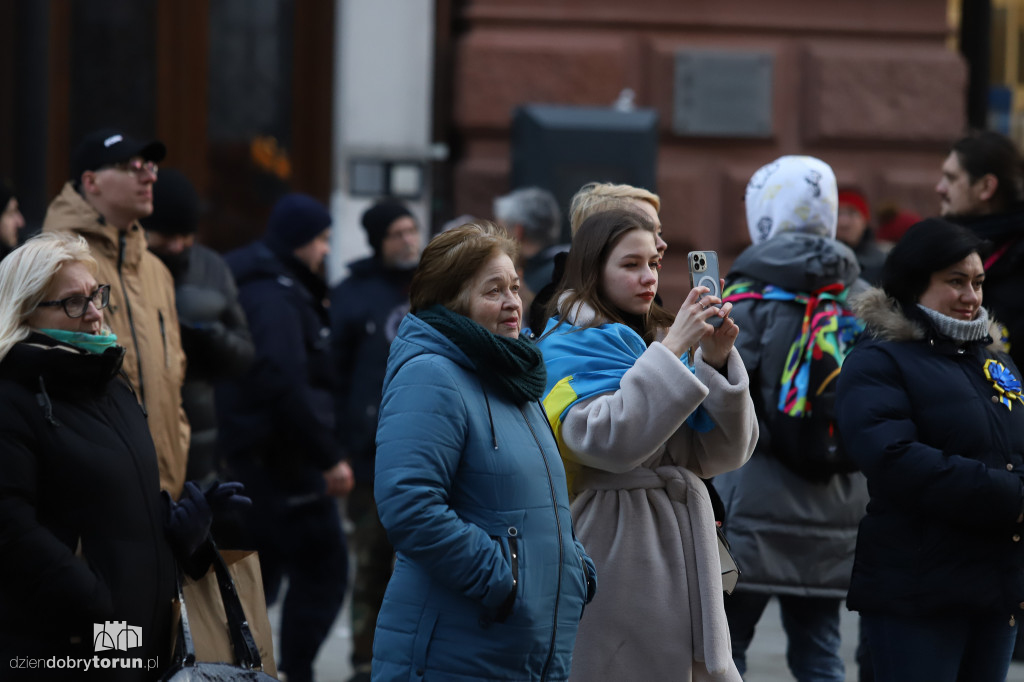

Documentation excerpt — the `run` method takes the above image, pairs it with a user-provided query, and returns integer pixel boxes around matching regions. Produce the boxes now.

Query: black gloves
[204,480,252,513]
[166,480,252,558]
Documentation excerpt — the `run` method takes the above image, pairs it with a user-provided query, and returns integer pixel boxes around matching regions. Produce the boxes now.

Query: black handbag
[161,545,278,681]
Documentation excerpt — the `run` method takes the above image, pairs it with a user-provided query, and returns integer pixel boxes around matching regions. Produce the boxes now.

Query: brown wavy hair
[410,220,520,316]
[546,208,673,345]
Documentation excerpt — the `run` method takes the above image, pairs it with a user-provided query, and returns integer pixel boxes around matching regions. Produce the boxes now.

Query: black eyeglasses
[37,284,111,318]
[102,159,158,179]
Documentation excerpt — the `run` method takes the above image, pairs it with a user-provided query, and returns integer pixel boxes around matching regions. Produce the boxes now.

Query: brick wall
[445,0,966,306]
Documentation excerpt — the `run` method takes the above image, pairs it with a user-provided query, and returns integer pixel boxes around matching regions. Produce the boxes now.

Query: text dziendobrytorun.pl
[9,655,159,672]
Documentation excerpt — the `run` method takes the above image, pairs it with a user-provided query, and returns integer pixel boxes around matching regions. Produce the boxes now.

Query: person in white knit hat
[717,154,870,681]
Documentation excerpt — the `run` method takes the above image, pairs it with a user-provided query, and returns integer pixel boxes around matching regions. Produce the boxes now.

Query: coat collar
[0,332,126,390]
[43,182,148,267]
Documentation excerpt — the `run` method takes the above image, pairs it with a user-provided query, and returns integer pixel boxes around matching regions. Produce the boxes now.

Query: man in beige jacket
[43,129,189,499]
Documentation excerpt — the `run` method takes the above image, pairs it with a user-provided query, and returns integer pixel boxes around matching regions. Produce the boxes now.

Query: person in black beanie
[142,169,254,485]
[0,181,25,261]
[217,192,353,682]
[330,197,422,680]
[359,198,419,268]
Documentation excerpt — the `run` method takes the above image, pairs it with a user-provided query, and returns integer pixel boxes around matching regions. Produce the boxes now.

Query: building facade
[0,1,976,302]
[445,0,967,300]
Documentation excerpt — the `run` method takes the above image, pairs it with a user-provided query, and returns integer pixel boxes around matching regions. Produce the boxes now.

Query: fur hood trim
[851,287,1005,352]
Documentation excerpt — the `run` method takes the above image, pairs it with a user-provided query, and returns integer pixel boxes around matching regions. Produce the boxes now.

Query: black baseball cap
[71,128,166,181]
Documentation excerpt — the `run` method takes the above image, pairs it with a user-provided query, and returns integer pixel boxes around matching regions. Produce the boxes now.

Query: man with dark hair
[142,169,254,485]
[330,197,422,681]
[937,130,1024,369]
[42,128,191,499]
[218,193,352,682]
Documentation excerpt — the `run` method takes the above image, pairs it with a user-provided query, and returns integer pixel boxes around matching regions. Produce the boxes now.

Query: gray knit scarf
[916,304,991,343]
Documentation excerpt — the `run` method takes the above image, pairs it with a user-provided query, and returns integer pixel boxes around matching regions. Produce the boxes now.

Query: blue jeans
[726,592,845,682]
[860,611,1017,682]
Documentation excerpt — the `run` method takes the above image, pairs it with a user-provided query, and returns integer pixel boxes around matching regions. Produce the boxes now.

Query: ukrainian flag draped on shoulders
[536,316,713,494]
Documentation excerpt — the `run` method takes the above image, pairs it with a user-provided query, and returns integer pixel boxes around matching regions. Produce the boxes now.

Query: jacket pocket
[494,527,520,623]
[411,607,438,679]
[469,510,525,623]
[576,550,590,598]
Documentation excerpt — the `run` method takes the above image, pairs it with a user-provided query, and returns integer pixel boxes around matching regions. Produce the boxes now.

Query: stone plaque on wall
[673,49,774,138]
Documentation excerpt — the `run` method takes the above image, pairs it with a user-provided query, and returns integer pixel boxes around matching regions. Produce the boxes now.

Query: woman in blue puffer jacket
[372,221,596,682]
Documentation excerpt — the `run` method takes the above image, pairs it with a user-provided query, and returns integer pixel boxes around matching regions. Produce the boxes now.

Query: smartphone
[688,250,723,328]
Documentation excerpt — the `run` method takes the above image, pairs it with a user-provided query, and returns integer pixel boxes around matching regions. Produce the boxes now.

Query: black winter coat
[836,290,1024,619]
[217,241,340,495]
[329,256,412,483]
[172,243,254,481]
[0,335,176,680]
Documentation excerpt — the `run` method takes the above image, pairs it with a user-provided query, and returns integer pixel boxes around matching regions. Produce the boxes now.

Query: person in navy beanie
[263,193,336,271]
[217,192,353,682]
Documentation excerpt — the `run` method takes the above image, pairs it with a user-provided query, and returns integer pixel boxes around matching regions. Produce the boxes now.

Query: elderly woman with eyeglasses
[0,233,246,681]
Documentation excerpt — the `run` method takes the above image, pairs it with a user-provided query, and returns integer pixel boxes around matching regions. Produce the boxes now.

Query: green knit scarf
[416,305,547,405]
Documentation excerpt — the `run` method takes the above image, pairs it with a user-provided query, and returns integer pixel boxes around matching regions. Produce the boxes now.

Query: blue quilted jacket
[372,314,596,682]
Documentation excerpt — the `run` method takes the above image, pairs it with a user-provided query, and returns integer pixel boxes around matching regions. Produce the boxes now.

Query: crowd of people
[0,123,1022,682]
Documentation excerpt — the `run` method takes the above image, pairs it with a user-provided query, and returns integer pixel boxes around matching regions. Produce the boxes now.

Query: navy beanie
[361,199,413,257]
[265,193,332,255]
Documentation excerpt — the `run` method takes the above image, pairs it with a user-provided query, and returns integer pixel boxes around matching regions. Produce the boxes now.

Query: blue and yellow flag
[536,318,713,494]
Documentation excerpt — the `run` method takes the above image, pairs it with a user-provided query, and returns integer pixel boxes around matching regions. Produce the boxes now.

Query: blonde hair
[569,182,661,235]
[410,220,519,316]
[0,232,98,362]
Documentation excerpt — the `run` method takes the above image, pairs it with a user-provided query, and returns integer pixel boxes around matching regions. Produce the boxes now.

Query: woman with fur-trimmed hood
[836,218,1024,681]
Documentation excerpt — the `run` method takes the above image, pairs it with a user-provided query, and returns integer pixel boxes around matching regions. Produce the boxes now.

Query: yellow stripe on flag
[542,376,582,499]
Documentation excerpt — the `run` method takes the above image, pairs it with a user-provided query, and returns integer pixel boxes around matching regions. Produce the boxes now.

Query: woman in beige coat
[537,208,757,681]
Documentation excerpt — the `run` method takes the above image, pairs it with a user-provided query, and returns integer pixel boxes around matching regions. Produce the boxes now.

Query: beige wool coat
[553,308,758,681]
[43,182,190,499]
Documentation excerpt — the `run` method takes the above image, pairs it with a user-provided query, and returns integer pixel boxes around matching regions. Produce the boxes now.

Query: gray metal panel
[673,49,774,138]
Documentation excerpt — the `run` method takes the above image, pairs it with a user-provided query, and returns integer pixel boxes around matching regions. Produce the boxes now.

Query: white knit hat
[744,155,838,245]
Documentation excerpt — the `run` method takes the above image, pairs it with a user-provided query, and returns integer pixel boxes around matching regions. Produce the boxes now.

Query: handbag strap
[172,565,198,666]
[208,540,264,670]
[171,538,265,671]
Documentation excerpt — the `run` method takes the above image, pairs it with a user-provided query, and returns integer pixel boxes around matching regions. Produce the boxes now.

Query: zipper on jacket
[521,404,564,681]
[158,311,169,369]
[118,231,146,410]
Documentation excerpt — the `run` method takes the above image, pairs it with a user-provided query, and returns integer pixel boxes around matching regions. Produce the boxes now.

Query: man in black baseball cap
[70,128,166,182]
[42,127,191,500]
